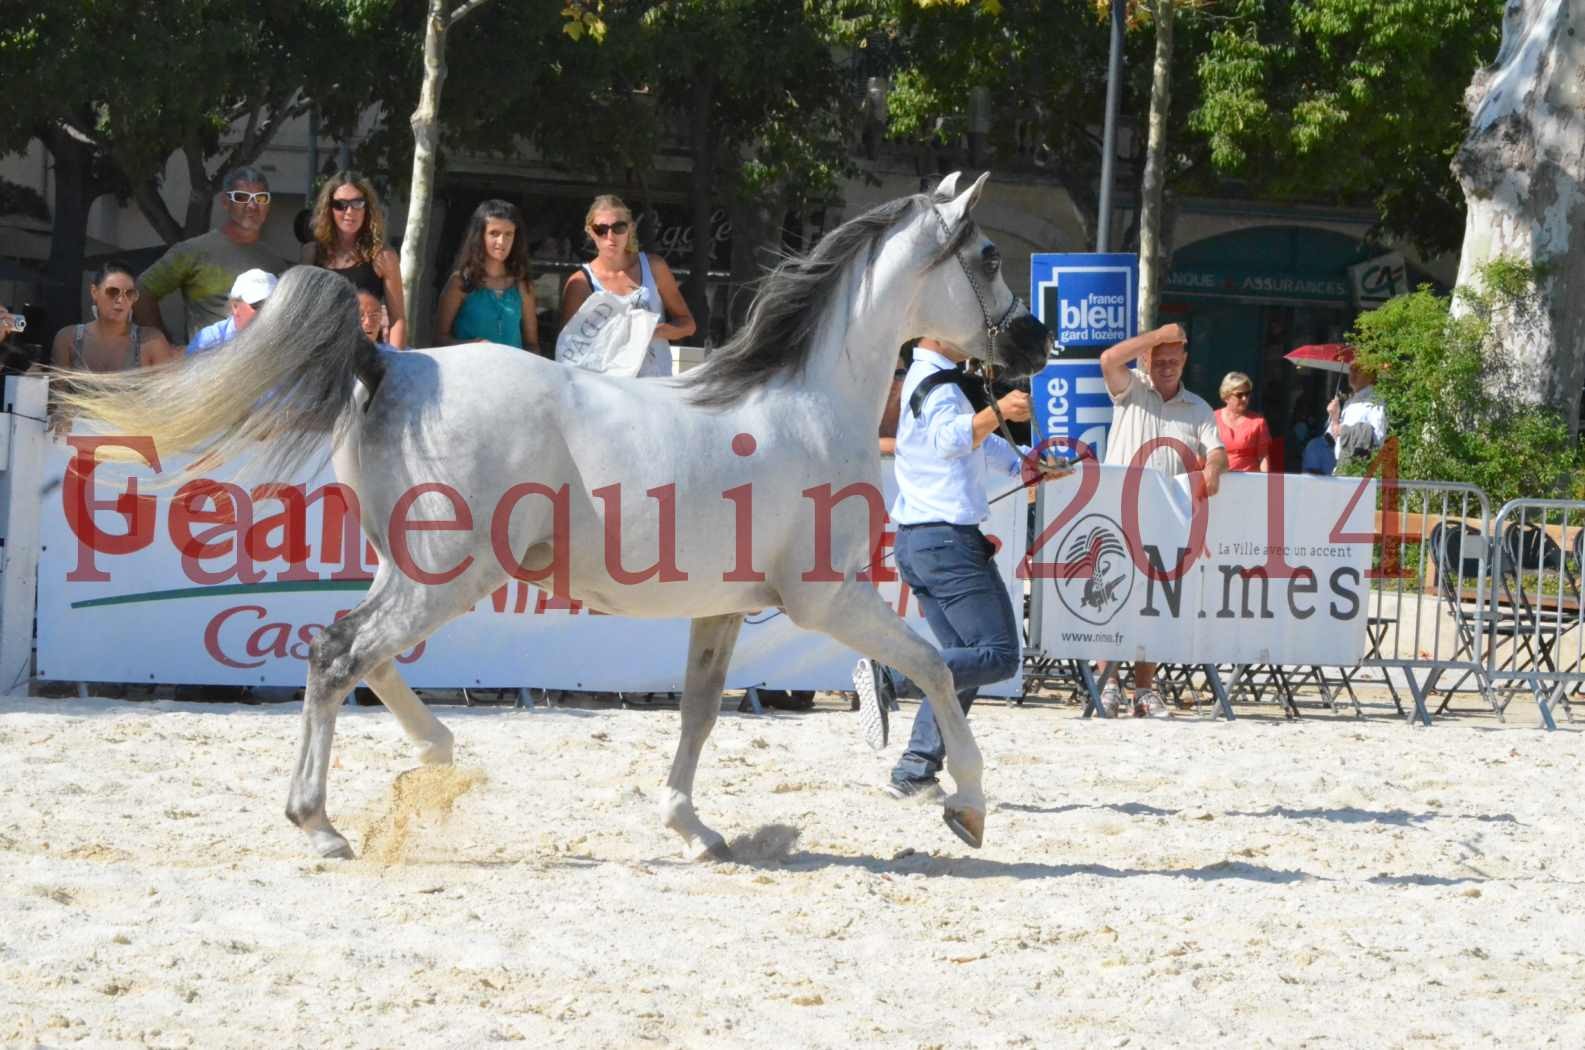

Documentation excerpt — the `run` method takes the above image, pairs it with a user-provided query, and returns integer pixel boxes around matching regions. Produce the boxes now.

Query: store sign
[1348,253,1409,308]
[1165,268,1349,303]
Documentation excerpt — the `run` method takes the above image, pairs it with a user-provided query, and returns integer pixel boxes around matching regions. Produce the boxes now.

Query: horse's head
[914,171,1051,378]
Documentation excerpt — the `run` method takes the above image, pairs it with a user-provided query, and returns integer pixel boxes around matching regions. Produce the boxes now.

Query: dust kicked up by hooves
[360,764,488,866]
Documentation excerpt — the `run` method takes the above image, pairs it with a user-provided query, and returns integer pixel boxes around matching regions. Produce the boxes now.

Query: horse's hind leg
[364,661,453,765]
[661,614,743,861]
[790,583,987,848]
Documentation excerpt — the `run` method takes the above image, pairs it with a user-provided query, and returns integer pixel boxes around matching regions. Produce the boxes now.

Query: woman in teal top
[436,199,541,352]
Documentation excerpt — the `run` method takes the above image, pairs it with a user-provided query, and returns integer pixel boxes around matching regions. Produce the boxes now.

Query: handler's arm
[970,389,1031,448]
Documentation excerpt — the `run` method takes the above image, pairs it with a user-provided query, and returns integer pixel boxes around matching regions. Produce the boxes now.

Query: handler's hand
[1200,465,1221,498]
[1034,457,1073,481]
[995,390,1032,422]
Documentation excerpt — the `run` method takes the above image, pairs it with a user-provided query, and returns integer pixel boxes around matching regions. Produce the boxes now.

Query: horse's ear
[956,171,991,212]
[933,171,964,201]
[936,172,992,227]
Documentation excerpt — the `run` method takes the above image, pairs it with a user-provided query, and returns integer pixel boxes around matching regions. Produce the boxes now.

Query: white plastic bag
[555,290,660,378]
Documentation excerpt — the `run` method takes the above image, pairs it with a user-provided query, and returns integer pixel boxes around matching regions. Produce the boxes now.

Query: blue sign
[1030,252,1138,462]
[1031,252,1138,351]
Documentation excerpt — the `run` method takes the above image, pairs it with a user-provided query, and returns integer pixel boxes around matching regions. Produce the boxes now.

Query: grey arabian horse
[59,172,1052,860]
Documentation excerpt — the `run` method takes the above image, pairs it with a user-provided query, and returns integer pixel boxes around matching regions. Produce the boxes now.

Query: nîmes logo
[1054,513,1134,626]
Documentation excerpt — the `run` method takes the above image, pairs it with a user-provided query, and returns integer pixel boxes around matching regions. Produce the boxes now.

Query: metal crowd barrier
[1021,478,1507,726]
[1356,480,1496,725]
[1486,499,1585,730]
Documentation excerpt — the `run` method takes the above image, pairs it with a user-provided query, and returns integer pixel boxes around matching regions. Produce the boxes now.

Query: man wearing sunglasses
[135,166,287,342]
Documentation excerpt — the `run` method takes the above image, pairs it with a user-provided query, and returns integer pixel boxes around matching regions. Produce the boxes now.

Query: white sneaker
[852,658,891,751]
[1098,682,1123,718]
[881,778,945,802]
[1136,688,1170,719]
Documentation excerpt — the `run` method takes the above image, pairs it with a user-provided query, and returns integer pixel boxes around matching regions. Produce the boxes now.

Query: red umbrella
[1284,343,1355,375]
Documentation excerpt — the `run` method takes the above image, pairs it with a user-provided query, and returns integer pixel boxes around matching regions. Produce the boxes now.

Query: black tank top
[328,260,383,299]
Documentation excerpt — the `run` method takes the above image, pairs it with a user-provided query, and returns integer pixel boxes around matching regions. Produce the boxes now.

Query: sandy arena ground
[2,693,1583,1049]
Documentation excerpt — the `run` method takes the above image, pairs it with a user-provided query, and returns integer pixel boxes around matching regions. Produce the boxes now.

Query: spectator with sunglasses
[560,194,694,377]
[437,199,541,353]
[303,171,407,348]
[53,260,180,371]
[134,166,287,342]
[1214,370,1271,472]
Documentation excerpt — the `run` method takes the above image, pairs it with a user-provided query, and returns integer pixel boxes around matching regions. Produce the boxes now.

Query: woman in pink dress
[1215,371,1271,472]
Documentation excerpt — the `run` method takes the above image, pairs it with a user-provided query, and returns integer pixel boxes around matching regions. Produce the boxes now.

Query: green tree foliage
[362,0,859,333]
[1347,263,1583,505]
[1192,0,1501,255]
[869,0,1231,249]
[872,0,1114,240]
[1,1,373,324]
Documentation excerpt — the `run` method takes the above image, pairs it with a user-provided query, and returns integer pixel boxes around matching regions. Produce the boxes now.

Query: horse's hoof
[312,832,355,860]
[417,736,453,766]
[691,837,733,863]
[943,807,985,849]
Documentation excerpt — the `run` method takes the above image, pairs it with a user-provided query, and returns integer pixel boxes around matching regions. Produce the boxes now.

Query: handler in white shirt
[853,338,1057,798]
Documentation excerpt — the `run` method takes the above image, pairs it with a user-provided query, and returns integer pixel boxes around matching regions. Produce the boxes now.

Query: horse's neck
[802,233,919,436]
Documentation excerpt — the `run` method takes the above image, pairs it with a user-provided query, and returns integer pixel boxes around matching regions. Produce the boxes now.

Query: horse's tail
[55,265,384,485]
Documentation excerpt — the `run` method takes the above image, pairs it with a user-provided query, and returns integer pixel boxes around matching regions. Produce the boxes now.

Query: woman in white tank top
[558,194,696,377]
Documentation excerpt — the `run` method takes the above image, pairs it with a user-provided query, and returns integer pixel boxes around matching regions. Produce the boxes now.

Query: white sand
[2,695,1583,1048]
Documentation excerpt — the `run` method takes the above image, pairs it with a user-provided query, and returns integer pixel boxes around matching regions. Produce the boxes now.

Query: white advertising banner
[1033,467,1376,665]
[36,440,1028,695]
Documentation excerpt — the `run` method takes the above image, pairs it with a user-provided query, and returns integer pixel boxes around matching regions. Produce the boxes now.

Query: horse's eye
[982,245,1001,275]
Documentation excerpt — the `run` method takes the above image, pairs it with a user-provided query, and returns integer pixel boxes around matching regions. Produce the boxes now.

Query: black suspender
[908,368,990,418]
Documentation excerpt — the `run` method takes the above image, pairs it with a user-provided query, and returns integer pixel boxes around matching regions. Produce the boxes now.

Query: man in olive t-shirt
[134,166,287,342]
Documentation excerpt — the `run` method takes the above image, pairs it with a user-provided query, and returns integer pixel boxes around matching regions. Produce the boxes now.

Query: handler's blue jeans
[885,523,1020,785]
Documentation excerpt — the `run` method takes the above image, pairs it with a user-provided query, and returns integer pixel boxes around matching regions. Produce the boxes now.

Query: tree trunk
[1452,0,1585,433]
[1137,0,1174,331]
[685,71,716,342]
[181,144,217,239]
[38,125,95,331]
[131,178,186,245]
[400,0,453,341]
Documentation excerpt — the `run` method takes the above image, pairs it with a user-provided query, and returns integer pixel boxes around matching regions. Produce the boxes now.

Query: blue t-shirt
[1302,434,1337,475]
[187,316,237,354]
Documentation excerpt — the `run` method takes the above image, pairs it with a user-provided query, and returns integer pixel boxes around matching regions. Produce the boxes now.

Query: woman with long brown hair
[304,171,407,348]
[436,199,540,352]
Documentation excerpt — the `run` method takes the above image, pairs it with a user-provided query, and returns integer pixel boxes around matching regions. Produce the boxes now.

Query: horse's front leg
[792,584,986,848]
[662,614,744,861]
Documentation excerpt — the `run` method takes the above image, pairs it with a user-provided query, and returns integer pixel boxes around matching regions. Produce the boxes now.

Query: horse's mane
[683,190,973,407]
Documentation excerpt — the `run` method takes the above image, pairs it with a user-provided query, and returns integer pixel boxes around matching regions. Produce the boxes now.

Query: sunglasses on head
[225,190,271,205]
[100,286,139,303]
[590,221,630,237]
[331,198,368,213]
